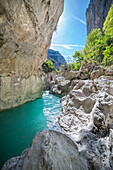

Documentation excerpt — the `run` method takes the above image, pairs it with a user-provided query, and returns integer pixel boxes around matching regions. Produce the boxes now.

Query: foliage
[42,60,56,73]
[70,51,84,71]
[102,4,113,65]
[103,4,113,38]
[69,4,113,70]
[102,45,113,65]
[83,29,105,65]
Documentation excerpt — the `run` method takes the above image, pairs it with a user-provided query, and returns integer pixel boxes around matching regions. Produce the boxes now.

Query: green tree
[42,60,56,73]
[83,29,104,65]
[102,4,113,66]
[72,51,84,71]
[103,4,113,38]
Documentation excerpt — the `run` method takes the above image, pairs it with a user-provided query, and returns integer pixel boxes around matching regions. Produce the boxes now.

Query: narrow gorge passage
[0,91,62,169]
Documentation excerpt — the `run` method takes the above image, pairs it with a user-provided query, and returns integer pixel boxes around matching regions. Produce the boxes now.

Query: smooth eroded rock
[2,130,88,170]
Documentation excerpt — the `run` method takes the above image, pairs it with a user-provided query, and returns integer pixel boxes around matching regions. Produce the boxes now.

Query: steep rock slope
[86,0,113,34]
[47,49,66,70]
[0,0,64,111]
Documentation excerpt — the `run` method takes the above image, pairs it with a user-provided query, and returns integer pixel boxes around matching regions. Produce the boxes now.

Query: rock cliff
[0,0,64,111]
[47,49,66,70]
[86,0,113,34]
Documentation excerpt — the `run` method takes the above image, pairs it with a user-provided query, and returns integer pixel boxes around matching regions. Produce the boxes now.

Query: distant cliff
[86,0,113,34]
[47,49,66,70]
[0,0,64,111]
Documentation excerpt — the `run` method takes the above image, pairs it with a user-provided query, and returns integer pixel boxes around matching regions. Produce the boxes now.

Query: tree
[83,29,104,65]
[103,4,113,38]
[42,60,55,73]
[102,4,113,66]
[72,51,84,71]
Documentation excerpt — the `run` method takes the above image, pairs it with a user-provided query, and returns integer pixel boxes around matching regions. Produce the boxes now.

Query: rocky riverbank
[49,61,113,169]
[2,61,113,170]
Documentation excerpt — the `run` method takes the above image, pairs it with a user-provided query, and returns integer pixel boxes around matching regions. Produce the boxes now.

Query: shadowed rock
[0,0,64,111]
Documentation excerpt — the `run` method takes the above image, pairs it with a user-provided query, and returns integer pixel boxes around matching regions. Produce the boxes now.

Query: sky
[50,0,90,62]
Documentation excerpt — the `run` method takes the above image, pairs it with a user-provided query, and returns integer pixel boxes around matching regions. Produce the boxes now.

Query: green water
[0,91,62,169]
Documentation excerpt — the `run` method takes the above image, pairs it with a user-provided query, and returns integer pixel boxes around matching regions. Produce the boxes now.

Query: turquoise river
[0,91,62,169]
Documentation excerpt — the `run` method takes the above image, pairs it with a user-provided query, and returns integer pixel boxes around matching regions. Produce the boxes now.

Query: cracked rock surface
[58,76,113,170]
[0,0,64,111]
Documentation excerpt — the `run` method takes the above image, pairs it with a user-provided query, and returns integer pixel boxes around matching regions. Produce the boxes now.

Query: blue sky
[50,0,90,62]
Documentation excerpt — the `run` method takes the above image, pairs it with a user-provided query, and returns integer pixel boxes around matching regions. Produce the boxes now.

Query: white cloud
[71,15,86,25]
[51,44,84,50]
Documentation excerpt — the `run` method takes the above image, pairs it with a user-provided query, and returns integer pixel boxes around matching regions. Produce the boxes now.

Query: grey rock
[50,76,71,96]
[62,70,80,80]
[58,76,113,169]
[2,130,88,170]
[86,0,113,34]
[0,0,64,111]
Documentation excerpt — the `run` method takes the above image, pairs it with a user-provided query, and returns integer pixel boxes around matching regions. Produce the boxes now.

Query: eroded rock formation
[86,0,113,34]
[58,75,113,169]
[0,0,64,110]
[2,130,87,170]
[48,62,113,169]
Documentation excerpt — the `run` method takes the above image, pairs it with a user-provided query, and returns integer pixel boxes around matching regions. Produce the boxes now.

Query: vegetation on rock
[42,60,56,73]
[68,4,113,71]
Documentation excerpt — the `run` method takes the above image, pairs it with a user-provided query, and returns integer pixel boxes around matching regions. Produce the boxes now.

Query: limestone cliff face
[0,0,64,110]
[86,0,113,34]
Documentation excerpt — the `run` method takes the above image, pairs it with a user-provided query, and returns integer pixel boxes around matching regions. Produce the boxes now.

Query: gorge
[0,0,113,169]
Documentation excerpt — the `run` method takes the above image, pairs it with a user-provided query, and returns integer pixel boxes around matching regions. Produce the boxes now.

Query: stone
[58,76,113,169]
[86,0,113,34]
[80,58,95,74]
[0,0,64,110]
[2,130,88,170]
[63,70,80,80]
[50,76,71,96]
[91,67,105,80]
[43,71,56,90]
[105,69,113,76]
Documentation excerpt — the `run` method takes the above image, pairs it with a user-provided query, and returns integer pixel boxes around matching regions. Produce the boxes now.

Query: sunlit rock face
[58,76,113,170]
[0,0,64,110]
[86,0,113,34]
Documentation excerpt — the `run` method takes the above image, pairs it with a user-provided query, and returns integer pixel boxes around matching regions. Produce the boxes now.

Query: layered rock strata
[0,0,64,110]
[86,0,113,34]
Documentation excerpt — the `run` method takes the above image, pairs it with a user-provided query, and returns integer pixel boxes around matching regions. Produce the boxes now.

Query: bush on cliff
[70,51,84,71]
[102,4,113,66]
[42,60,56,73]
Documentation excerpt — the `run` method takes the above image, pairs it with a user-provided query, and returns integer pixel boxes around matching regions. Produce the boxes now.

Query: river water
[0,91,62,169]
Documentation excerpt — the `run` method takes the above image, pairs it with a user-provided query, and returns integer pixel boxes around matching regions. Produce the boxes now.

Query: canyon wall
[0,0,64,111]
[86,0,113,34]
